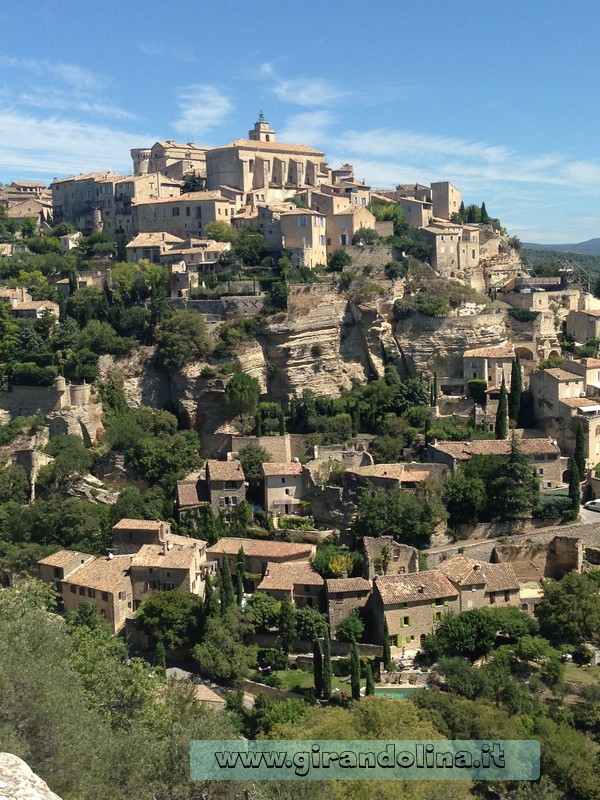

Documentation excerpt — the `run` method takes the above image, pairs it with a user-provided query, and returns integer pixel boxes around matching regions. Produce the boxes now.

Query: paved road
[579,506,600,525]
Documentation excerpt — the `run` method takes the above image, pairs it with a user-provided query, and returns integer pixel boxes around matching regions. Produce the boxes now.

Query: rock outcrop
[0,754,62,800]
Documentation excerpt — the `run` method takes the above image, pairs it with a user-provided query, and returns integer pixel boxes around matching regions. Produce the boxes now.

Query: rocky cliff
[0,754,62,800]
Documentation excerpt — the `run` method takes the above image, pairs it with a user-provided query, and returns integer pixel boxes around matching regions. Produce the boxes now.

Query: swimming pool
[374,687,424,698]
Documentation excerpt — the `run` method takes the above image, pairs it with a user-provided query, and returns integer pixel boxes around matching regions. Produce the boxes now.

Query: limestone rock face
[261,287,370,403]
[393,310,509,379]
[0,754,62,800]
[97,348,171,410]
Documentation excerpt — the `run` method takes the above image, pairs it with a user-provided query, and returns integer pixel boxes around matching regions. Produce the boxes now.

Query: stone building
[566,309,600,345]
[175,460,246,521]
[111,518,172,555]
[419,221,480,281]
[463,342,516,387]
[279,207,327,268]
[206,537,316,590]
[438,554,520,611]
[326,577,372,637]
[125,232,185,264]
[131,140,210,180]
[369,571,460,649]
[261,461,304,515]
[362,536,419,580]
[132,191,236,239]
[257,561,324,608]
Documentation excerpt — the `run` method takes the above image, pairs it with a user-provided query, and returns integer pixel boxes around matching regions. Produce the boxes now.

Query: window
[118,591,126,601]
[504,591,510,602]
[434,611,443,621]
[489,593,496,604]
[79,587,85,596]
[53,567,61,578]
[281,477,286,484]
[225,481,238,489]
[87,588,95,598]
[102,592,108,601]
[70,585,77,594]
[149,567,153,574]
[537,468,544,476]
[403,615,410,626]
[186,207,190,216]
[298,216,308,227]
[172,207,180,216]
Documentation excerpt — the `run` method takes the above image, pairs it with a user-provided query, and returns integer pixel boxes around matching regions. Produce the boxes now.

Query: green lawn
[272,668,352,694]
[564,663,600,686]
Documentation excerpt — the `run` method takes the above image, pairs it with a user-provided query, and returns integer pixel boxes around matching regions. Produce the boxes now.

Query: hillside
[524,238,600,255]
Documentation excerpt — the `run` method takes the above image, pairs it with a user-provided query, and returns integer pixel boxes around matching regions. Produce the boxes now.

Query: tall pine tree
[236,547,246,605]
[365,661,375,696]
[204,574,218,619]
[312,639,323,698]
[350,638,361,701]
[508,356,522,424]
[495,375,508,440]
[575,424,586,480]
[322,631,332,699]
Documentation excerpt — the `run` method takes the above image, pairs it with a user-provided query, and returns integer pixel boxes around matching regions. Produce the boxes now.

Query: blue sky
[1,0,599,243]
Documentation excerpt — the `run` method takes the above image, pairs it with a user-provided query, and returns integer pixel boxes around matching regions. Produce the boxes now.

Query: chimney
[162,541,168,556]
[418,585,425,593]
[473,563,480,570]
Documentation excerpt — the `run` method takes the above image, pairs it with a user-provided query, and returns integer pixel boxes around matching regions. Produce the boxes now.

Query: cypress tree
[219,558,235,615]
[569,462,581,514]
[365,662,375,696]
[508,355,523,424]
[236,547,246,605]
[458,201,466,222]
[322,631,332,699]
[350,638,361,701]
[575,424,586,480]
[383,617,392,671]
[480,201,490,224]
[495,376,508,440]
[204,574,218,619]
[279,408,286,436]
[312,639,323,698]
[279,595,297,654]
[255,412,262,436]
[154,640,167,677]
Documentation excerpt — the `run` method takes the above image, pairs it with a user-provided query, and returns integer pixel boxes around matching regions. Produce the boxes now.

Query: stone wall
[342,243,395,271]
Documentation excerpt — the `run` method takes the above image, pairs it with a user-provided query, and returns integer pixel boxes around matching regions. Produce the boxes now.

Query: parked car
[584,500,600,512]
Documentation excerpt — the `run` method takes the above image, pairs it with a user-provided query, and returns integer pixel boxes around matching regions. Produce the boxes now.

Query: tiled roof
[544,368,585,381]
[207,537,314,559]
[38,550,93,568]
[438,555,520,592]
[261,462,302,477]
[463,343,514,359]
[176,481,201,508]
[61,555,132,593]
[431,438,560,459]
[257,561,323,592]
[136,192,229,205]
[130,540,201,570]
[126,233,184,247]
[580,309,600,317]
[574,358,600,368]
[206,459,244,482]
[560,397,600,409]
[347,463,443,483]
[375,571,458,604]
[193,684,225,704]
[325,577,371,594]
[216,139,324,155]
[112,518,164,531]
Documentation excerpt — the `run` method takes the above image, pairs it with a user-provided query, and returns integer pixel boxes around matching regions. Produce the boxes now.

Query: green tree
[154,640,167,677]
[495,375,508,439]
[336,609,365,643]
[508,355,522,423]
[365,661,375,696]
[236,546,246,604]
[219,557,235,615]
[430,608,498,660]
[443,470,486,527]
[225,370,260,423]
[233,227,266,265]
[328,249,352,271]
[489,435,540,520]
[134,590,204,649]
[568,461,581,517]
[203,574,218,620]
[480,201,490,224]
[537,571,600,644]
[313,638,323,698]
[295,607,328,641]
[322,631,332,700]
[244,592,280,631]
[192,606,257,684]
[574,423,586,479]
[278,595,297,653]
[155,309,211,370]
[237,443,269,505]
[350,638,361,700]
[203,220,238,243]
[44,434,93,485]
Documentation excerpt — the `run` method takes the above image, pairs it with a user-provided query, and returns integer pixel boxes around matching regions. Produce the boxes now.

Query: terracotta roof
[431,438,560,459]
[325,577,371,594]
[375,571,458,604]
[215,139,324,155]
[193,684,225,705]
[136,192,229,205]
[130,539,202,569]
[206,459,244,483]
[62,555,132,593]
[261,462,302,477]
[439,555,520,592]
[257,561,323,592]
[207,537,314,559]
[113,518,164,531]
[38,550,93,569]
[463,343,514,359]
[176,481,201,508]
[580,309,600,317]
[12,301,59,312]
[560,397,600,409]
[544,368,585,381]
[280,207,325,217]
[126,233,184,247]
[347,463,441,483]
[51,172,123,185]
[574,358,600,368]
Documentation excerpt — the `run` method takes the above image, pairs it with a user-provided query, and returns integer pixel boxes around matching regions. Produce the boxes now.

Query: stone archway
[515,346,534,361]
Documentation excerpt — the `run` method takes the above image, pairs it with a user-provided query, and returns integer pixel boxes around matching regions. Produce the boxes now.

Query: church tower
[248,111,276,143]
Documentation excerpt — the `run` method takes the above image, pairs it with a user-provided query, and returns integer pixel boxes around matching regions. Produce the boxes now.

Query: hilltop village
[3,116,600,800]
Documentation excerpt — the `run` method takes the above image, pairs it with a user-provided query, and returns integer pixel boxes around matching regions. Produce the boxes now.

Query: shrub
[508,308,540,322]
[328,249,352,271]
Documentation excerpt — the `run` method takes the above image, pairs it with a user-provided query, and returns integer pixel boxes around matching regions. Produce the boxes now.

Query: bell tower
[248,111,276,143]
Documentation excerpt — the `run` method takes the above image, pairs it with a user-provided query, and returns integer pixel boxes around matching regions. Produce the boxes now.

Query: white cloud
[0,56,101,92]
[19,89,138,121]
[278,111,336,146]
[259,62,346,107]
[0,108,152,178]
[138,42,197,62]
[171,84,233,138]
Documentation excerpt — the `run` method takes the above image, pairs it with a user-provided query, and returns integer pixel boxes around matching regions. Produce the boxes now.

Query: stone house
[427,438,564,490]
[437,555,520,611]
[132,192,236,239]
[343,463,448,500]
[257,561,324,608]
[566,309,600,345]
[205,459,246,518]
[326,205,376,256]
[38,550,94,595]
[111,518,172,555]
[362,536,419,580]
[397,196,433,228]
[193,684,227,711]
[326,577,372,637]
[430,181,461,221]
[206,537,316,590]
[279,208,327,268]
[419,222,479,280]
[261,461,304,515]
[125,232,185,264]
[131,140,210,181]
[9,299,60,319]
[463,343,516,388]
[369,571,460,649]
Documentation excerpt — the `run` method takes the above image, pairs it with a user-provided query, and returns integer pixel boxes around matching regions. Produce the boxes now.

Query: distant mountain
[523,238,600,255]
